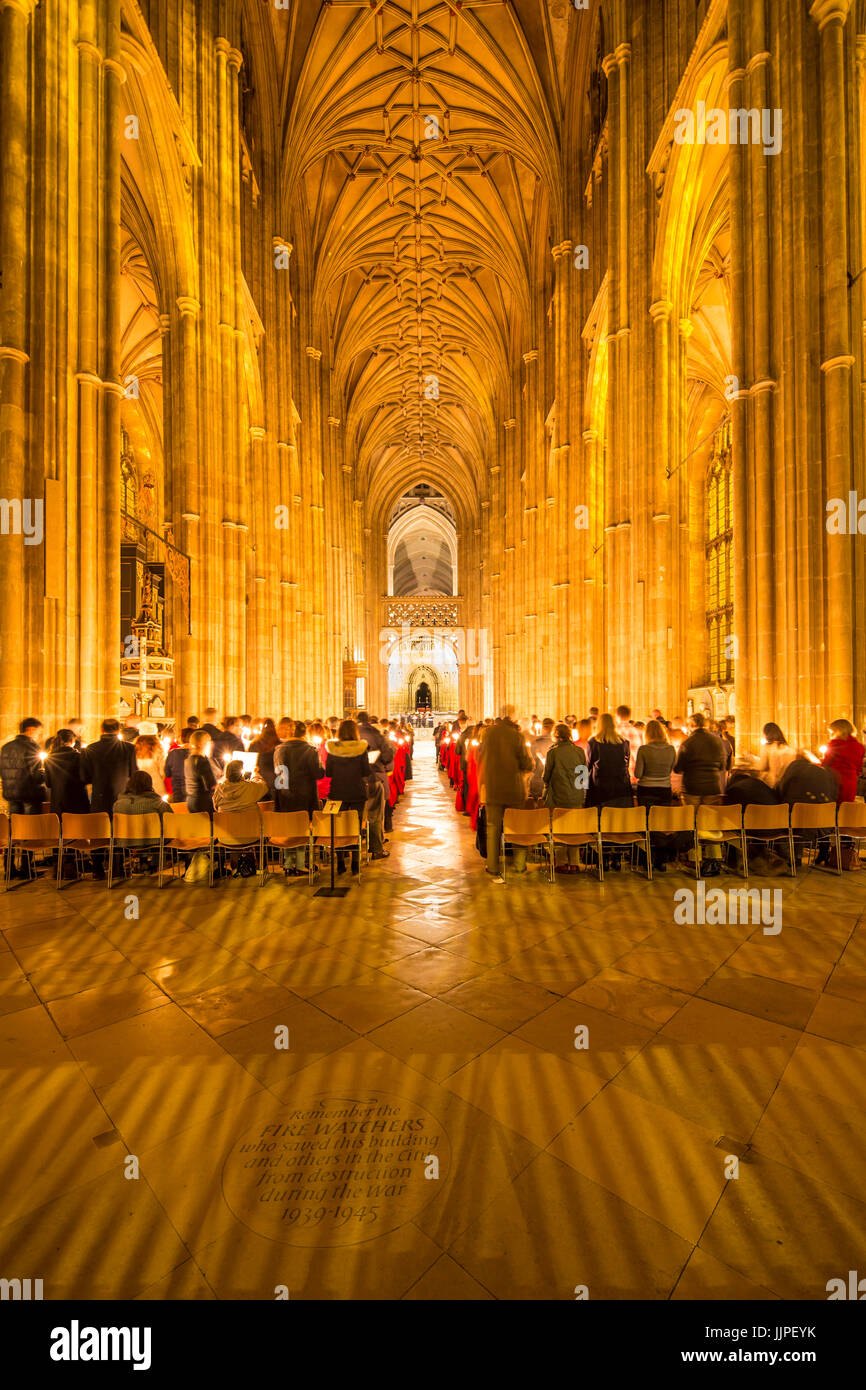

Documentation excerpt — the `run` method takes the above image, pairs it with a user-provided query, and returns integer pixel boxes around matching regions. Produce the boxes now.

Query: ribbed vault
[281,0,561,508]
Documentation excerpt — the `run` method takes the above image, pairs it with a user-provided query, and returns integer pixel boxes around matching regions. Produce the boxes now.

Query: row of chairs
[0,807,367,890]
[500,801,866,883]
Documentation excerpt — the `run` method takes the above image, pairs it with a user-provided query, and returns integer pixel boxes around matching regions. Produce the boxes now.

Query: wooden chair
[0,812,9,890]
[212,808,264,886]
[6,813,61,888]
[743,803,796,877]
[791,802,841,874]
[599,806,652,881]
[695,804,746,879]
[160,812,212,887]
[311,809,364,883]
[171,802,189,814]
[109,812,164,889]
[549,807,601,879]
[501,808,554,883]
[647,803,698,878]
[838,801,866,863]
[58,811,111,888]
[259,810,312,886]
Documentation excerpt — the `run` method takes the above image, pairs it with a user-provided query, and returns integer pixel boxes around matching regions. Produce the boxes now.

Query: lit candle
[161,794,169,802]
[819,744,828,756]
[311,735,322,747]
[38,750,48,762]
[571,730,579,742]
[160,736,171,756]
[241,726,252,747]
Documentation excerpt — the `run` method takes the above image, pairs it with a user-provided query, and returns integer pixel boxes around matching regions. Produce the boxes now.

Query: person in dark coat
[723,756,781,807]
[778,753,838,806]
[323,719,370,874]
[586,713,632,808]
[476,706,534,880]
[81,719,137,815]
[274,723,321,814]
[250,717,280,794]
[272,722,321,875]
[164,728,193,803]
[212,717,245,770]
[185,729,220,813]
[0,718,48,814]
[356,711,393,855]
[45,729,91,816]
[674,712,727,801]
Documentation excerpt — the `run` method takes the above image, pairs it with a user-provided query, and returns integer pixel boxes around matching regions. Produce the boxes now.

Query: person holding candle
[45,728,90,818]
[134,732,167,796]
[212,716,245,770]
[0,717,48,818]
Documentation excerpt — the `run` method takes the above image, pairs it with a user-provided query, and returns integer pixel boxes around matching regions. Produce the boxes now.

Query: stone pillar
[0,0,35,724]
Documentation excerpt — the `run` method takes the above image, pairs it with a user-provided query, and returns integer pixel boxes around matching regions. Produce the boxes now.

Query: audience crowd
[0,711,415,881]
[435,706,866,882]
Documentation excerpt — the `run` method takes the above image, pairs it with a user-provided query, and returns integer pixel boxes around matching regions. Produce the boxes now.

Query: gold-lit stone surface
[1,745,865,1299]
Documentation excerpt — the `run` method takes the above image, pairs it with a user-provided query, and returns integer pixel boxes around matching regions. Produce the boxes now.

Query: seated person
[724,753,782,806]
[213,759,266,875]
[113,770,173,868]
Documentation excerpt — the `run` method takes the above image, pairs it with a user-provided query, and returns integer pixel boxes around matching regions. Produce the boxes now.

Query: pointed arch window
[705,418,733,684]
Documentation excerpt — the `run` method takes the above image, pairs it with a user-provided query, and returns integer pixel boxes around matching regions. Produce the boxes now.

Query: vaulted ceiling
[277,0,566,508]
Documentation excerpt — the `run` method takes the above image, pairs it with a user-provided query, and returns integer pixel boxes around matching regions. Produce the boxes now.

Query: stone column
[0,0,35,724]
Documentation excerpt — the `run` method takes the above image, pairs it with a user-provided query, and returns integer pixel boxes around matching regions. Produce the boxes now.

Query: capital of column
[723,67,748,95]
[614,42,631,65]
[679,318,694,340]
[649,299,673,322]
[503,419,516,430]
[227,48,243,73]
[103,380,125,398]
[249,426,266,442]
[0,344,30,365]
[582,428,598,443]
[214,37,232,59]
[103,57,127,83]
[744,52,771,78]
[158,313,170,335]
[820,355,856,373]
[809,0,853,31]
[176,296,200,318]
[551,240,572,260]
[1,0,38,17]
[76,40,103,64]
[327,416,341,427]
[306,346,322,361]
[750,377,779,393]
[522,349,539,365]
[273,236,293,258]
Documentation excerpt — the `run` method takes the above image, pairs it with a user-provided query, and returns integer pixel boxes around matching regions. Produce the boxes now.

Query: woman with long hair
[250,716,280,793]
[757,722,796,787]
[586,712,632,809]
[134,733,166,795]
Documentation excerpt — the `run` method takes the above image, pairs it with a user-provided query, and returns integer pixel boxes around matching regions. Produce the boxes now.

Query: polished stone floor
[1,737,865,1299]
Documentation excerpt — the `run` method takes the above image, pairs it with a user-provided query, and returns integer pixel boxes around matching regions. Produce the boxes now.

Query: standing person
[0,718,48,815]
[543,723,588,874]
[822,719,864,804]
[355,712,391,857]
[185,729,220,813]
[212,716,245,769]
[45,729,90,816]
[134,732,167,795]
[586,713,632,809]
[476,705,533,883]
[273,722,321,875]
[66,719,86,752]
[615,705,642,774]
[674,711,727,875]
[528,718,555,801]
[323,720,370,875]
[121,713,140,744]
[81,719,137,814]
[250,717,280,794]
[200,708,221,740]
[165,728,193,803]
[757,722,796,787]
[634,721,679,872]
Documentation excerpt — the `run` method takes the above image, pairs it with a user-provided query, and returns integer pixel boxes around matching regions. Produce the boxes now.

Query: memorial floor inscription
[221,1090,451,1246]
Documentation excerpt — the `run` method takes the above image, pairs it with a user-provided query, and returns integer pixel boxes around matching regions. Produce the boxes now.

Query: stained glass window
[705,418,733,684]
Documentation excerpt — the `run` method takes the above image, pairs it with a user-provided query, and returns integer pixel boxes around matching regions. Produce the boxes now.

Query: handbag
[828,845,861,871]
